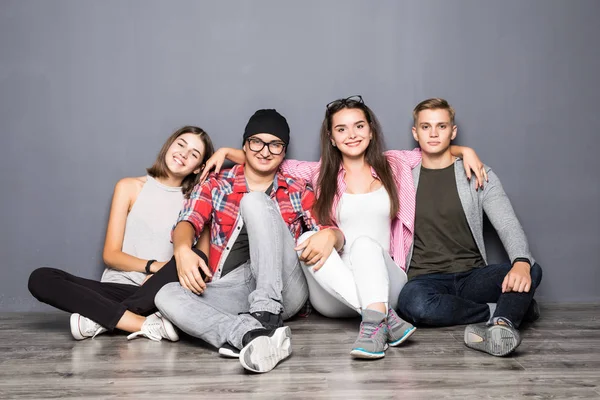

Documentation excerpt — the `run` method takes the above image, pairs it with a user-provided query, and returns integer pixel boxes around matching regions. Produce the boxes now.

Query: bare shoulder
[114,176,146,202]
[115,176,147,192]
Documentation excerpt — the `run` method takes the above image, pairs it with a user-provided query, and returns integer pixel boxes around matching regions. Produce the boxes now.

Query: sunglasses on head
[325,95,364,110]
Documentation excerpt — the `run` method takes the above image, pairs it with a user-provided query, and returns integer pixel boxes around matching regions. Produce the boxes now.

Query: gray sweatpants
[155,192,309,350]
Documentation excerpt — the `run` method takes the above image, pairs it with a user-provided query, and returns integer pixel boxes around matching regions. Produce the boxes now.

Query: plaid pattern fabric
[175,164,327,275]
[280,149,422,271]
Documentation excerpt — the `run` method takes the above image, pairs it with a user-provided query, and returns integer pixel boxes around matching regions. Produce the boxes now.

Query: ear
[193,164,205,175]
[450,125,457,141]
[411,126,419,142]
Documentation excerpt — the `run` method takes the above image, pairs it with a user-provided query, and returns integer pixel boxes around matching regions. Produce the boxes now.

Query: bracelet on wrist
[145,259,156,274]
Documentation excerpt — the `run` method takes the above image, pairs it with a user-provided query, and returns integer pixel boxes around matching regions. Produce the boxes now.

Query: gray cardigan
[406,159,535,270]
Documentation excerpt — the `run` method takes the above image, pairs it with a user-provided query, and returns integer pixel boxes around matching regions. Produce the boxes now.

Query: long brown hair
[147,126,215,198]
[313,99,399,225]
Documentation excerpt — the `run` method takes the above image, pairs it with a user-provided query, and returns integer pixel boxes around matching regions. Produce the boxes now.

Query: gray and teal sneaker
[387,308,417,346]
[350,309,388,359]
[464,317,522,356]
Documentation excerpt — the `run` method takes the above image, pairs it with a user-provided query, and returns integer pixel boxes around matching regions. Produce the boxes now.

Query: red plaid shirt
[175,164,331,279]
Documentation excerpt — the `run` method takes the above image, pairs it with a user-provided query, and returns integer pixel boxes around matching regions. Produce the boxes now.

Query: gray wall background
[1,0,598,311]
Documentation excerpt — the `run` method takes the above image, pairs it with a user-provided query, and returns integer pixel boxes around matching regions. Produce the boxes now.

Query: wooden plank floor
[1,304,599,399]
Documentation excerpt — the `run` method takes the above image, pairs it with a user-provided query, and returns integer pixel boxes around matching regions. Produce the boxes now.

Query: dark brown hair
[313,99,399,225]
[147,126,215,198]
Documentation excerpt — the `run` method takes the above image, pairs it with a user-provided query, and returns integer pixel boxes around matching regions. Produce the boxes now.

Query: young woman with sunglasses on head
[201,96,487,359]
[28,126,214,341]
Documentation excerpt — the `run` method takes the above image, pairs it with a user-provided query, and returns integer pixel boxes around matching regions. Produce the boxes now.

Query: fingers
[199,170,209,184]
[185,270,204,295]
[198,258,213,282]
[294,240,309,252]
[483,168,489,182]
[503,274,516,293]
[300,247,318,263]
[465,167,472,181]
[312,258,326,272]
[179,275,191,293]
[472,166,483,190]
[502,274,509,293]
[518,277,532,293]
[517,279,528,293]
[306,252,322,266]
[214,160,223,174]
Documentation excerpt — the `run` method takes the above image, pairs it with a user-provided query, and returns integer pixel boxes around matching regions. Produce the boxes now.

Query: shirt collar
[231,164,289,193]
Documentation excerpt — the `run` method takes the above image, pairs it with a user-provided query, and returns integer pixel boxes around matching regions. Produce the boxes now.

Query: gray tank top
[101,175,184,286]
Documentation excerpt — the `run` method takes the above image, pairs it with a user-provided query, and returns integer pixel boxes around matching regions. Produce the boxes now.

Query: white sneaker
[127,312,179,342]
[239,326,292,373]
[70,313,107,340]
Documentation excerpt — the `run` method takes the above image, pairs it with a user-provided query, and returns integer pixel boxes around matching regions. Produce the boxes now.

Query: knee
[530,263,543,288]
[239,191,270,215]
[154,282,183,316]
[349,236,379,254]
[28,267,59,299]
[396,284,435,324]
[348,236,383,268]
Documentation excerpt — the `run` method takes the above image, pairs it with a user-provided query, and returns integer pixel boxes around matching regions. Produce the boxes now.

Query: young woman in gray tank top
[28,126,214,341]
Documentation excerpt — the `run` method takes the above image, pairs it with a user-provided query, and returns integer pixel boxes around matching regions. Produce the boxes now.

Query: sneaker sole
[156,312,179,342]
[350,347,385,359]
[388,326,417,347]
[70,314,87,341]
[239,326,292,373]
[464,324,521,356]
[218,347,240,359]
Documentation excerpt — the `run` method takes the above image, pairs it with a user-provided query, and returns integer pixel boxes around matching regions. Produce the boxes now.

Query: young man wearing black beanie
[155,109,344,373]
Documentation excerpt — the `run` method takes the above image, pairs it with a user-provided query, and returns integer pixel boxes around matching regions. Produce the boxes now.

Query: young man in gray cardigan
[397,98,542,357]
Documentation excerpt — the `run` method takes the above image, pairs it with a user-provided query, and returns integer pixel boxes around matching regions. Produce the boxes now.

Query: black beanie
[243,109,290,146]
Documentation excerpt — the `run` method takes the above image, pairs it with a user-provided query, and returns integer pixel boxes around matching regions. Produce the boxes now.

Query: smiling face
[242,133,286,175]
[164,132,206,178]
[329,108,373,160]
[412,108,457,156]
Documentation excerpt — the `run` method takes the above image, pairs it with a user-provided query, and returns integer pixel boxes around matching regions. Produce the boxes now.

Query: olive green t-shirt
[408,164,484,279]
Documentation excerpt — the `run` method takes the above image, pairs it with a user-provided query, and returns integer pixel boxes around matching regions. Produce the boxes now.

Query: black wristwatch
[145,259,156,274]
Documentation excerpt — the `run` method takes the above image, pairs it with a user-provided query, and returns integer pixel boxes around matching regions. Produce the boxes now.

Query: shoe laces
[79,316,101,337]
[359,320,386,339]
[387,309,401,324]
[127,315,164,341]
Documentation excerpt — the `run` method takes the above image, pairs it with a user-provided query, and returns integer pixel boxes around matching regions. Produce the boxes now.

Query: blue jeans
[397,263,543,328]
[155,192,308,350]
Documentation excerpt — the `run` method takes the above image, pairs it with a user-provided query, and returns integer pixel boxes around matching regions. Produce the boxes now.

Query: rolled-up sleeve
[173,180,214,241]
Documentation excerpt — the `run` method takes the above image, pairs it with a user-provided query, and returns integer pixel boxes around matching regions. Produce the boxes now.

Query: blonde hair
[413,98,455,126]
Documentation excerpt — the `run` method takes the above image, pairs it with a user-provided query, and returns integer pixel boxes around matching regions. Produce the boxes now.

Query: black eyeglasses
[326,95,364,110]
[246,137,286,155]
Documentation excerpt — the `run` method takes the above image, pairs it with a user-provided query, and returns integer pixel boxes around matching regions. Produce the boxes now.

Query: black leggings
[28,249,208,331]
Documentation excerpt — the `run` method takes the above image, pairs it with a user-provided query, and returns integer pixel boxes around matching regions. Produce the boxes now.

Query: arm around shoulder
[384,148,422,169]
[280,159,320,182]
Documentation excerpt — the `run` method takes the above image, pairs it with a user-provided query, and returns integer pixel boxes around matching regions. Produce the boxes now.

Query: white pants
[297,231,408,318]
